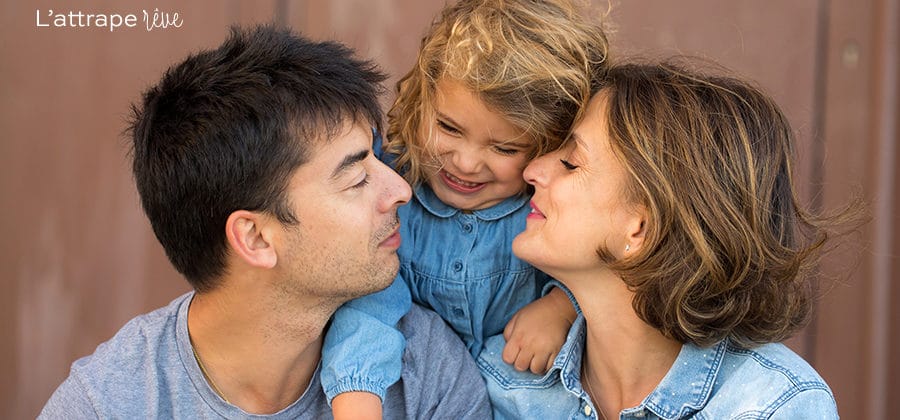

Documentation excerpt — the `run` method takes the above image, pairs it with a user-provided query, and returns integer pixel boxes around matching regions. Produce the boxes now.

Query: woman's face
[512,94,642,275]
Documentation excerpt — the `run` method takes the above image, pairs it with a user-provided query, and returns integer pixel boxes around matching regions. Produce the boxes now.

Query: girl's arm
[501,286,576,374]
[322,278,412,420]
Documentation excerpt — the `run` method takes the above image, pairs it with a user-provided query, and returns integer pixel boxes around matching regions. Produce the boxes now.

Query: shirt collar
[551,314,587,392]
[550,315,726,419]
[413,184,530,221]
[632,340,726,419]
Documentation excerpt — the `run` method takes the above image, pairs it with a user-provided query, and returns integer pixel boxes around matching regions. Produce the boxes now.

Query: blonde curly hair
[386,0,609,186]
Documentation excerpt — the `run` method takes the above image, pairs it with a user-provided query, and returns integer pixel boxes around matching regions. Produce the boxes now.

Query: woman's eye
[560,159,578,170]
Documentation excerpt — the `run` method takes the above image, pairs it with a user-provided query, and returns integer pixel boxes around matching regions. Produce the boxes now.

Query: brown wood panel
[873,1,900,414]
[285,0,445,109]
[0,1,282,417]
[815,0,885,417]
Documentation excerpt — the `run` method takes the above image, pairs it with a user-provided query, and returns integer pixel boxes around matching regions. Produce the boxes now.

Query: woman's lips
[526,200,545,220]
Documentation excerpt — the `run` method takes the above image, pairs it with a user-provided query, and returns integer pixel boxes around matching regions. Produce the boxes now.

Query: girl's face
[424,78,531,211]
[513,94,641,275]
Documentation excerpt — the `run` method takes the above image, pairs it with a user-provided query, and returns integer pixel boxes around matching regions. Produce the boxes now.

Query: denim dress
[478,312,840,419]
[319,135,550,401]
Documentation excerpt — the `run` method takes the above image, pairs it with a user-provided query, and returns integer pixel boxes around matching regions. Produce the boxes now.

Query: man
[39,26,491,419]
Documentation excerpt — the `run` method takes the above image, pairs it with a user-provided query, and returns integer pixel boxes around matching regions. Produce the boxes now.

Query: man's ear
[225,210,277,269]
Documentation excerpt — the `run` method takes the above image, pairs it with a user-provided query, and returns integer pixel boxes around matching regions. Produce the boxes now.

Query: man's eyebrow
[331,149,369,179]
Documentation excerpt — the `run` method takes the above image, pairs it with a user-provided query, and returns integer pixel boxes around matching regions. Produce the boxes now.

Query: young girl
[323,0,609,417]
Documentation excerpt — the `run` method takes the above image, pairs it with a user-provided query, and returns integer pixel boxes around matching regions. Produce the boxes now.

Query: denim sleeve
[320,276,412,403]
[540,276,581,315]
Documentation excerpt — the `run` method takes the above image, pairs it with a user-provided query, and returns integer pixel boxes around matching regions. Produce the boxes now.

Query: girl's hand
[501,287,576,374]
[332,391,382,420]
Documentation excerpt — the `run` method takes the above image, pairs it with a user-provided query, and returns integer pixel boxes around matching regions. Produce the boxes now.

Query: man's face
[275,121,411,302]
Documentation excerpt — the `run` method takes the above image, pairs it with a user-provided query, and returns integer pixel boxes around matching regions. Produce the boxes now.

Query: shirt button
[634,411,645,418]
[452,307,465,318]
[462,223,472,232]
[453,261,463,272]
[583,405,592,416]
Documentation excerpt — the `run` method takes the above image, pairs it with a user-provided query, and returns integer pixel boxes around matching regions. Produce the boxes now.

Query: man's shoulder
[40,293,194,418]
[389,304,492,418]
[73,293,188,373]
[397,304,469,350]
[396,304,455,349]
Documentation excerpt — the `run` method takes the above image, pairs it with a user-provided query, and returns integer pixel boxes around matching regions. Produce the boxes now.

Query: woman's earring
[625,244,630,252]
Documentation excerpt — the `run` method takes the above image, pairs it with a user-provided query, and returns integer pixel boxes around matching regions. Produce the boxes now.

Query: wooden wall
[1,0,896,418]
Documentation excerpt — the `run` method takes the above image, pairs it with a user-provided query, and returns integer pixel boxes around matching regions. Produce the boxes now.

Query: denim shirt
[319,134,550,402]
[400,184,549,355]
[478,315,839,419]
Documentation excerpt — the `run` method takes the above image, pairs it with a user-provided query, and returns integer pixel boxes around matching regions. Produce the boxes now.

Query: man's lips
[526,200,545,220]
[379,227,401,248]
[440,170,486,194]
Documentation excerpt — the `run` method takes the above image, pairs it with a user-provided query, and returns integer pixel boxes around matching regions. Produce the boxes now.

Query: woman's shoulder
[701,341,838,418]
[476,334,582,419]
[477,334,561,389]
[720,343,828,388]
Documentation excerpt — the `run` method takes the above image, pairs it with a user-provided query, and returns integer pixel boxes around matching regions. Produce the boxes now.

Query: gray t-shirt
[39,292,491,419]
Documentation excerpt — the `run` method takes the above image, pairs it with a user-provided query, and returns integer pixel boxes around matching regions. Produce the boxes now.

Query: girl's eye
[437,120,461,135]
[560,159,578,170]
[493,145,519,156]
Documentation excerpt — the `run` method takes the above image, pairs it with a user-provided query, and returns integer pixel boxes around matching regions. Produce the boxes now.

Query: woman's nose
[523,152,552,186]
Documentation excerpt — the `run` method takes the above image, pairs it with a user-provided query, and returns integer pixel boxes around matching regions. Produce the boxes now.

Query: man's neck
[186,285,335,414]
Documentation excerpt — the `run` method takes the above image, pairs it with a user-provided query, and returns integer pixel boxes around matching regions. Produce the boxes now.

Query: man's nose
[380,165,412,211]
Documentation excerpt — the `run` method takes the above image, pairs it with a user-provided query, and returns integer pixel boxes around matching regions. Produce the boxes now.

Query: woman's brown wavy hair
[600,61,852,348]
[386,0,609,186]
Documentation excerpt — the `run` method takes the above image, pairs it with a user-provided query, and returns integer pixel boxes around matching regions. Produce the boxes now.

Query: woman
[477,62,842,419]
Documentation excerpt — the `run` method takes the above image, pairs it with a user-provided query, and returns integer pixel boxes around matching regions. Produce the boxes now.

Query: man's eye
[352,174,370,189]
[560,159,578,170]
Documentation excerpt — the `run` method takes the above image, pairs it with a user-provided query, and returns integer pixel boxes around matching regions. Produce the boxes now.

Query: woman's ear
[225,210,277,269]
[624,205,647,253]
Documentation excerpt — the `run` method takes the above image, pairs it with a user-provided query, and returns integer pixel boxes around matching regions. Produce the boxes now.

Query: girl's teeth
[447,172,479,187]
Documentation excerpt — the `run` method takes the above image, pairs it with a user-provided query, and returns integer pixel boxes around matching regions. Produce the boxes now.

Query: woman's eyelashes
[560,159,579,170]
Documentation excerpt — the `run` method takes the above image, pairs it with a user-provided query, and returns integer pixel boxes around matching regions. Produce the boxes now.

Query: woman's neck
[567,270,682,416]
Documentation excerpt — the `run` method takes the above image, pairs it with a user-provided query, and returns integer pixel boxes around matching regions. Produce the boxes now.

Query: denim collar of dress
[413,184,529,221]
[553,316,726,419]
